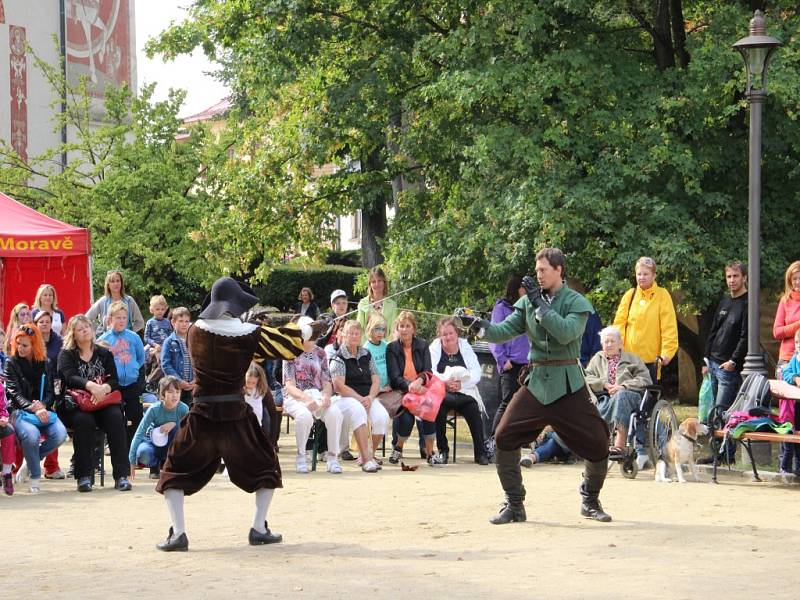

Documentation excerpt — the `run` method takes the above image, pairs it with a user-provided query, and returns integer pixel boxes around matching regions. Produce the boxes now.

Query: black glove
[245,308,272,325]
[310,314,334,341]
[522,275,547,309]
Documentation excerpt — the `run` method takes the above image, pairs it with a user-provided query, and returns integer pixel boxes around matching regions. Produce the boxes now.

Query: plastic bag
[402,376,446,422]
[698,375,714,422]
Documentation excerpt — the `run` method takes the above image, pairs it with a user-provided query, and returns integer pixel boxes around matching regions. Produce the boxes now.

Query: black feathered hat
[199,277,260,320]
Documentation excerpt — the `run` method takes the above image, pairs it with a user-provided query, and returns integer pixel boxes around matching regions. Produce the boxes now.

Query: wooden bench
[712,429,800,483]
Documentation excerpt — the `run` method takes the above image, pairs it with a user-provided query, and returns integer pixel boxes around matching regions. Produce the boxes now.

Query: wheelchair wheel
[619,457,638,479]
[646,399,678,467]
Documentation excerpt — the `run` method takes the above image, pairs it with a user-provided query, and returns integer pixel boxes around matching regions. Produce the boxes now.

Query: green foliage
[325,249,363,267]
[0,52,226,309]
[148,0,800,328]
[252,264,364,312]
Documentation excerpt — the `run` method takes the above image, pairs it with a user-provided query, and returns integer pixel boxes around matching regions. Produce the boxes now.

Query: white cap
[330,289,347,304]
[151,428,170,447]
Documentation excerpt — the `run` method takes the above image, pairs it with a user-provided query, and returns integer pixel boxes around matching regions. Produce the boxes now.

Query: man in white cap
[155,277,328,551]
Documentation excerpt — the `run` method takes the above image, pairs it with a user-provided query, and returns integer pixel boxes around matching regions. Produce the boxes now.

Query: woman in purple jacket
[488,276,530,438]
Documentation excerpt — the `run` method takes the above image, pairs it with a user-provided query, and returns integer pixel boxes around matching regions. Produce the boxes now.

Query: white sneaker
[220,467,229,478]
[519,454,534,468]
[326,458,342,474]
[361,459,379,473]
[636,453,650,471]
[29,479,41,494]
[14,462,28,484]
[295,454,309,474]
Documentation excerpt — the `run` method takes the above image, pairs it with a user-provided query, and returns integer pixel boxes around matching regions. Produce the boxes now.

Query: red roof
[182,97,233,124]
[0,191,91,256]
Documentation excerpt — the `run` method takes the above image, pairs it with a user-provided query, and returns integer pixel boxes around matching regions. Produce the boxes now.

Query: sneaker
[362,459,379,473]
[519,454,535,468]
[427,453,446,467]
[636,453,650,471]
[2,473,13,496]
[295,454,309,474]
[115,477,132,491]
[149,466,161,480]
[14,462,28,484]
[29,479,41,494]
[326,458,342,474]
[45,469,66,480]
[340,450,356,461]
[77,477,93,492]
[388,449,402,465]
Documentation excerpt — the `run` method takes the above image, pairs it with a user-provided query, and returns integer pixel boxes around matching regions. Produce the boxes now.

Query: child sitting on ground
[128,376,189,479]
[519,427,574,467]
[144,295,173,361]
[780,329,800,475]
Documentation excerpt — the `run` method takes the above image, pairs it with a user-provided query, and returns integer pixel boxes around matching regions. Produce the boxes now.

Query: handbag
[68,387,123,412]
[401,373,446,422]
[16,410,59,427]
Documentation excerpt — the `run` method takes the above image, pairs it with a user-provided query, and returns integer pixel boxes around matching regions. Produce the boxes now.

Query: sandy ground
[5,432,799,600]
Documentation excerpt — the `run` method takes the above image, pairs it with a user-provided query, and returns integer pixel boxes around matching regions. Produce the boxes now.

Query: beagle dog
[655,417,709,483]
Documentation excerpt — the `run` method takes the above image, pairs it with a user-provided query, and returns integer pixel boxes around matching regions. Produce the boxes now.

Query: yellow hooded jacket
[612,282,678,366]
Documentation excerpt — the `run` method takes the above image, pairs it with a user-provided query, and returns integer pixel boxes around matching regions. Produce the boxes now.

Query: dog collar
[680,432,703,448]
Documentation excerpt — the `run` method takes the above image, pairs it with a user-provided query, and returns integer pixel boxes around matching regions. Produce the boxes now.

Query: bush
[325,249,362,267]
[254,264,364,312]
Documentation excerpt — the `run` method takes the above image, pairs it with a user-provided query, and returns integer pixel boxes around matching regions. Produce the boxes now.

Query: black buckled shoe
[249,521,283,545]
[580,498,612,522]
[489,501,527,525]
[156,527,189,552]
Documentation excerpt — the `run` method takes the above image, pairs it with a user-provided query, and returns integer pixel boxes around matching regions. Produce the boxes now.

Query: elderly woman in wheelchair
[585,326,652,454]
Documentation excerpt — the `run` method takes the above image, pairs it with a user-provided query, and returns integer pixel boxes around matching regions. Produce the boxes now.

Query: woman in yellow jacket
[612,257,678,383]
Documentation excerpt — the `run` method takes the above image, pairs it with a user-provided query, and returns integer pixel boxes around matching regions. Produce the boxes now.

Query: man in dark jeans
[698,261,748,464]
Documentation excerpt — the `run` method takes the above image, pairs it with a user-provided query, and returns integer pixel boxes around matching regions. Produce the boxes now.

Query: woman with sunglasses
[57,315,131,492]
[85,270,145,334]
[3,324,67,494]
[3,303,32,354]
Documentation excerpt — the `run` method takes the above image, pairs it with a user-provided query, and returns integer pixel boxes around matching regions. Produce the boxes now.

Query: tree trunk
[361,148,389,268]
[652,0,676,71]
[670,0,690,69]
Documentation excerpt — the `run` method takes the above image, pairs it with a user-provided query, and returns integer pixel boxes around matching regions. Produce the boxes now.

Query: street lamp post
[733,11,781,378]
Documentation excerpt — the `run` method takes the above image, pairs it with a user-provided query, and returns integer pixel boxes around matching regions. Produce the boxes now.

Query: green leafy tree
[151,1,800,391]
[0,53,224,308]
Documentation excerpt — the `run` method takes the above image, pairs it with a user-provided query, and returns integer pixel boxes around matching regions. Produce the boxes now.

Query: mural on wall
[9,25,27,162]
[65,0,131,95]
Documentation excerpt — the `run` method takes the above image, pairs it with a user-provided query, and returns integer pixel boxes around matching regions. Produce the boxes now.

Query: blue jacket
[580,311,603,367]
[160,332,193,382]
[98,329,145,387]
[489,298,531,370]
[782,355,800,385]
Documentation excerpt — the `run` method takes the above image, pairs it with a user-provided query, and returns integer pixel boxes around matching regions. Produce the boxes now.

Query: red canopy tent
[0,192,92,328]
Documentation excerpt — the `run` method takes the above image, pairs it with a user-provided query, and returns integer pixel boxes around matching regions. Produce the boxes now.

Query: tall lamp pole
[734,11,781,378]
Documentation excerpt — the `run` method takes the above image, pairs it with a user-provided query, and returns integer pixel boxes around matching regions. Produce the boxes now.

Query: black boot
[489,501,527,524]
[249,521,283,545]
[580,459,612,522]
[156,527,189,552]
[490,448,527,525]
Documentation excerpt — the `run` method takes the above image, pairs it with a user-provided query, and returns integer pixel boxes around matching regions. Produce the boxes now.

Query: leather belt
[528,360,577,367]
[194,394,244,403]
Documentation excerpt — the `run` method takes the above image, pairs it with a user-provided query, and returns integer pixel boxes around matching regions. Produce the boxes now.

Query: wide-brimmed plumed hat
[199,277,260,319]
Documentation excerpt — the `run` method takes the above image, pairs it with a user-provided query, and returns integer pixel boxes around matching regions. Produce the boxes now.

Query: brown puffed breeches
[495,385,609,463]
[156,401,281,496]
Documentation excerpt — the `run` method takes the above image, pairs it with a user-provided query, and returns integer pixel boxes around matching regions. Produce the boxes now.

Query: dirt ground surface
[6,436,799,600]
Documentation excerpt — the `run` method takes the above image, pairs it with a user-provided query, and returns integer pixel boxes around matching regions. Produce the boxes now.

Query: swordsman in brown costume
[155,277,327,551]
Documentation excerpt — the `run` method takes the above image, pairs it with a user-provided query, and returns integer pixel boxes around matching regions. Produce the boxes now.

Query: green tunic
[482,283,593,405]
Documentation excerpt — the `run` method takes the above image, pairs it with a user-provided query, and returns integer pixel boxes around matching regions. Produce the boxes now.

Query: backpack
[728,373,772,415]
